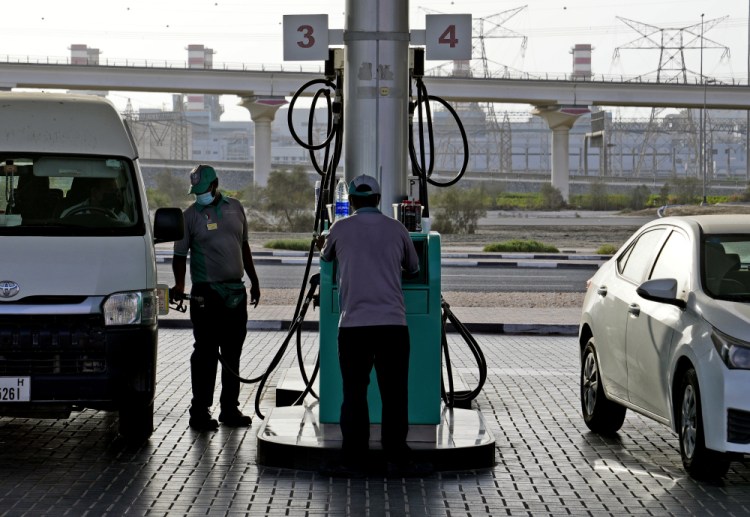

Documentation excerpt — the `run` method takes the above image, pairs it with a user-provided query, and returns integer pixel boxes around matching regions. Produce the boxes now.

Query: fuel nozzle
[411,47,425,79]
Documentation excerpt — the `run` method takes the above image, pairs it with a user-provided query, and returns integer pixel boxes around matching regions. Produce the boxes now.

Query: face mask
[195,191,214,206]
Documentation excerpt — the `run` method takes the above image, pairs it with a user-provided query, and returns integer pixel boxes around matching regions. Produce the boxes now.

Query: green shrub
[264,239,311,251]
[539,183,565,210]
[495,192,540,210]
[673,177,701,204]
[629,185,651,210]
[484,240,559,253]
[431,187,488,234]
[596,244,618,255]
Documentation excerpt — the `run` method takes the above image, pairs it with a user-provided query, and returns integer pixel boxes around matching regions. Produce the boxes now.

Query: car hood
[0,236,149,301]
[695,292,750,340]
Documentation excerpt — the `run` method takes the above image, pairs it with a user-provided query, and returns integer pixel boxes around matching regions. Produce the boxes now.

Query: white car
[579,214,750,479]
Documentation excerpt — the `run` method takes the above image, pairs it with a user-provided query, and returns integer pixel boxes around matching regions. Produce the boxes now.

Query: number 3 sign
[283,14,329,61]
[425,14,472,61]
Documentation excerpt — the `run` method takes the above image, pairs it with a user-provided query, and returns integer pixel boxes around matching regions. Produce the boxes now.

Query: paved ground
[0,329,748,516]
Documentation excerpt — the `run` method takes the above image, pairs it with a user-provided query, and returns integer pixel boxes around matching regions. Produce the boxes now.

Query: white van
[0,93,183,439]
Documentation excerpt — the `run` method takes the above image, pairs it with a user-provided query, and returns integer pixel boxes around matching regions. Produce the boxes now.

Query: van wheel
[119,401,154,440]
[581,339,626,434]
[678,368,730,479]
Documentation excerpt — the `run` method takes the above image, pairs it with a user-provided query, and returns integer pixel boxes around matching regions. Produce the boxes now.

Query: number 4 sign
[283,14,329,61]
[425,14,472,61]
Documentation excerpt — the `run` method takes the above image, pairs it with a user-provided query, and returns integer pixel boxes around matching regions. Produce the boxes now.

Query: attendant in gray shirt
[318,174,419,472]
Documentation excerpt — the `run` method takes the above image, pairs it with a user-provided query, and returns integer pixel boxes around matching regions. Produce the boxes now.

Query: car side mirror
[153,207,184,244]
[636,278,687,309]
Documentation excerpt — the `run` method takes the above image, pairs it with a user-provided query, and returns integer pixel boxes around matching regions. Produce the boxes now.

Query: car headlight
[103,290,158,326]
[711,328,750,370]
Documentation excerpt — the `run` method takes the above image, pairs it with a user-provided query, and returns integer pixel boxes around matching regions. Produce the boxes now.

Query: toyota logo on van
[0,280,20,298]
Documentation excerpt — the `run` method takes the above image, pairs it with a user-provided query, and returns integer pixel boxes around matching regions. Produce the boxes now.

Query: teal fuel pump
[256,1,494,471]
[319,231,442,424]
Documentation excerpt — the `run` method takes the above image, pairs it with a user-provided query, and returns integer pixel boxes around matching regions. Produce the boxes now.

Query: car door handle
[597,286,607,297]
[628,303,641,317]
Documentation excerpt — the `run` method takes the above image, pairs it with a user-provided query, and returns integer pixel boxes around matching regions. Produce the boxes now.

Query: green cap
[188,164,218,194]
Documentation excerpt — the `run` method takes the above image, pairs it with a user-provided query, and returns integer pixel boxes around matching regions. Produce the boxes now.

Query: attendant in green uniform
[172,164,261,431]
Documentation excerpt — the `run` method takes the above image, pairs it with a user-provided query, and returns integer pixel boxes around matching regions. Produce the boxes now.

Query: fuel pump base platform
[256,404,495,471]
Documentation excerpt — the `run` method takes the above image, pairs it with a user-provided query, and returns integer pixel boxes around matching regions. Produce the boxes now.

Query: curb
[157,251,607,270]
[157,318,578,336]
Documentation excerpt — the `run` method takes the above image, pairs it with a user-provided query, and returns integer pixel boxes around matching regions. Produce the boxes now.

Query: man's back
[321,207,419,327]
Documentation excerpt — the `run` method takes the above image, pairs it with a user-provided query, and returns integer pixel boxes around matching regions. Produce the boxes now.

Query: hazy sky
[4,1,748,119]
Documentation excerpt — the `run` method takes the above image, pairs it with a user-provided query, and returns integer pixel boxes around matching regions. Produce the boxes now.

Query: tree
[673,177,701,204]
[589,179,608,210]
[659,182,671,205]
[431,187,487,234]
[146,169,191,209]
[263,167,314,232]
[629,185,650,210]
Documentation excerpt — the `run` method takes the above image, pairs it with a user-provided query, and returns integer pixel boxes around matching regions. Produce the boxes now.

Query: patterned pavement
[0,329,748,516]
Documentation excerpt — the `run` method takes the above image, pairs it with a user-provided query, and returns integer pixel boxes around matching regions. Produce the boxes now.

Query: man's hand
[170,283,185,303]
[249,283,261,308]
[314,232,326,251]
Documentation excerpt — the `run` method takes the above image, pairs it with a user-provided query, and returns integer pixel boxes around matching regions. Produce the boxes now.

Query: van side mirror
[153,207,184,244]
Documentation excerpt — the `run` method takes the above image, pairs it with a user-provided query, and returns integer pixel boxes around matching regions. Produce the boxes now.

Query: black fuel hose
[406,72,483,405]
[408,76,470,218]
[439,296,487,406]
[251,273,321,420]
[257,68,344,420]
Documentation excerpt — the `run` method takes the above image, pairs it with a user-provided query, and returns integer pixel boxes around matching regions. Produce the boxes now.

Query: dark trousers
[338,325,410,461]
[189,283,248,413]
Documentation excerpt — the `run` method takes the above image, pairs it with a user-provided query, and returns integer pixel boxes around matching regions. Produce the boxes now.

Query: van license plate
[0,377,30,401]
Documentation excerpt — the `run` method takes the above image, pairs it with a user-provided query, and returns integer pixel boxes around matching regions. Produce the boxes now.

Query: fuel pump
[256,2,494,471]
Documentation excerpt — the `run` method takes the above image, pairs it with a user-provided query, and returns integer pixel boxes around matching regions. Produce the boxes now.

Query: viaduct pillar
[532,105,589,202]
[238,96,288,187]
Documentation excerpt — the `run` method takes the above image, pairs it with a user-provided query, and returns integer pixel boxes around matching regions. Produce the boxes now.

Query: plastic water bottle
[334,179,349,220]
[314,180,321,215]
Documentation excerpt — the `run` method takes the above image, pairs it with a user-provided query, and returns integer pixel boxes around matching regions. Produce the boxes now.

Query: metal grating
[728,408,750,444]
[0,315,107,375]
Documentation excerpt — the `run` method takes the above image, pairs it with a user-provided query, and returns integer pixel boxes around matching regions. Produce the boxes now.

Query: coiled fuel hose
[240,72,345,420]
[404,55,484,405]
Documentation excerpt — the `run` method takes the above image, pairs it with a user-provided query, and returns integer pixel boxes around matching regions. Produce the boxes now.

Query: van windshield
[0,156,144,236]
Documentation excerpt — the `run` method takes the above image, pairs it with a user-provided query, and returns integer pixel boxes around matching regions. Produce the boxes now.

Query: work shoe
[219,409,252,427]
[189,409,219,432]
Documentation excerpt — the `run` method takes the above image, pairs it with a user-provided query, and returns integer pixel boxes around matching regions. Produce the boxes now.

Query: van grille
[728,409,750,444]
[0,315,107,375]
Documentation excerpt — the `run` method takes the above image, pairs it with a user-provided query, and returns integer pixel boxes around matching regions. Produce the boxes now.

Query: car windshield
[0,156,144,237]
[703,234,750,301]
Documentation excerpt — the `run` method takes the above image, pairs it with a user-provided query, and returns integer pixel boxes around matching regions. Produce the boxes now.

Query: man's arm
[401,231,420,278]
[171,255,187,300]
[242,241,261,308]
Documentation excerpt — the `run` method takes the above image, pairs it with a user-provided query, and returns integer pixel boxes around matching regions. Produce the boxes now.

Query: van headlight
[711,328,750,370]
[103,290,157,326]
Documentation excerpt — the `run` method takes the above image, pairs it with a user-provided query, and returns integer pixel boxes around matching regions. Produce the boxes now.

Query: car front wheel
[678,368,730,479]
[581,338,626,434]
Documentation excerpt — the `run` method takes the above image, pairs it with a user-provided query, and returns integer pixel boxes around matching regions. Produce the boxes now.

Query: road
[480,210,655,227]
[157,262,590,293]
